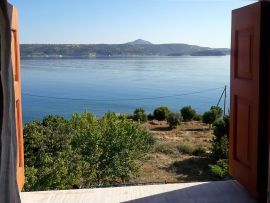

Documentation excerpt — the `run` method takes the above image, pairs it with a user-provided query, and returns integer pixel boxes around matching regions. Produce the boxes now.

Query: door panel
[229,3,261,198]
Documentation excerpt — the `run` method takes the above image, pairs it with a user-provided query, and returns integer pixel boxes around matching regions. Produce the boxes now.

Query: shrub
[133,108,148,123]
[202,106,223,129]
[192,146,207,156]
[208,116,230,180]
[177,143,194,155]
[180,106,196,121]
[193,114,202,121]
[23,112,155,191]
[213,116,229,142]
[210,106,223,118]
[23,116,83,191]
[153,106,170,121]
[147,113,155,121]
[118,113,132,120]
[211,116,230,160]
[155,144,178,155]
[166,112,182,129]
[72,112,155,185]
[202,111,216,128]
[209,159,229,179]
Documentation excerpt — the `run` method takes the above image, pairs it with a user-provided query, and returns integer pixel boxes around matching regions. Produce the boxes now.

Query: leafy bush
[23,116,83,191]
[208,116,230,180]
[177,144,206,157]
[211,116,229,160]
[153,106,170,121]
[202,106,223,128]
[202,111,216,128]
[193,114,202,121]
[72,112,155,185]
[166,112,182,129]
[147,113,155,121]
[155,144,178,155]
[180,106,196,121]
[23,112,154,191]
[213,116,229,142]
[210,106,223,118]
[192,146,207,156]
[133,108,148,123]
[209,159,229,179]
[118,113,132,120]
[177,143,195,155]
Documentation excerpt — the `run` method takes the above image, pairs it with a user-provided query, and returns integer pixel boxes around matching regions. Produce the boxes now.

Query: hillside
[132,120,215,183]
[126,39,152,45]
[20,40,230,59]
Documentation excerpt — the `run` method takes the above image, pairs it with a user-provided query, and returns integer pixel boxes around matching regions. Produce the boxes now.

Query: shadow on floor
[123,181,256,203]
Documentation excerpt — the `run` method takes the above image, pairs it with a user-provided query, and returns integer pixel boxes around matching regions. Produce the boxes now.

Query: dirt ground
[131,120,216,183]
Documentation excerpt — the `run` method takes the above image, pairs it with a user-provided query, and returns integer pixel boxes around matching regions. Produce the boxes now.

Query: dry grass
[130,120,215,183]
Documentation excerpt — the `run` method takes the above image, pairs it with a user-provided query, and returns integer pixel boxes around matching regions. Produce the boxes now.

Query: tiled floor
[20,180,256,203]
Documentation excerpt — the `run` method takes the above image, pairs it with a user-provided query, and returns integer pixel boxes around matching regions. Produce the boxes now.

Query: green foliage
[211,116,230,160]
[213,116,230,142]
[118,113,132,120]
[192,147,207,157]
[133,108,148,123]
[209,159,229,179]
[155,144,178,155]
[208,116,230,180]
[193,114,202,121]
[180,106,196,121]
[177,144,206,157]
[210,106,223,118]
[147,113,155,121]
[177,143,195,155]
[166,112,182,129]
[23,116,83,191]
[72,112,154,185]
[153,106,170,121]
[202,111,216,127]
[202,106,223,128]
[23,112,154,191]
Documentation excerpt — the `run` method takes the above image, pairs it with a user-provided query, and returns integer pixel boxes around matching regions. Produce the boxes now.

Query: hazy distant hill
[126,39,152,45]
[20,40,230,59]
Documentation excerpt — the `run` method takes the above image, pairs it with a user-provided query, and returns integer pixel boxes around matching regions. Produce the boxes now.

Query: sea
[21,56,230,123]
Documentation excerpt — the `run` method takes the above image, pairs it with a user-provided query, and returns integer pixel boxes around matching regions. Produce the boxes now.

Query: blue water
[21,56,230,123]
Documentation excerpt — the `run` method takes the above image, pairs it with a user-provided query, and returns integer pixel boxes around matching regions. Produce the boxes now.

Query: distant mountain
[20,43,230,59]
[190,50,227,56]
[126,39,152,45]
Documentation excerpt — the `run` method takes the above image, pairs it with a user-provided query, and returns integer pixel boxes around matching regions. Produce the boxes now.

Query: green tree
[153,106,170,121]
[71,112,154,185]
[23,112,154,191]
[180,106,196,121]
[193,113,202,121]
[23,116,83,191]
[133,108,148,123]
[166,112,182,129]
[210,106,223,118]
[202,106,223,129]
[211,116,230,160]
[209,116,230,180]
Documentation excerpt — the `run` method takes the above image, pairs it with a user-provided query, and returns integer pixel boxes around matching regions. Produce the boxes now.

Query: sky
[9,0,255,48]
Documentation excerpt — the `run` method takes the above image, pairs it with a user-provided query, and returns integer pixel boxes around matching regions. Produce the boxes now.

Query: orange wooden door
[10,6,24,191]
[229,3,261,198]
